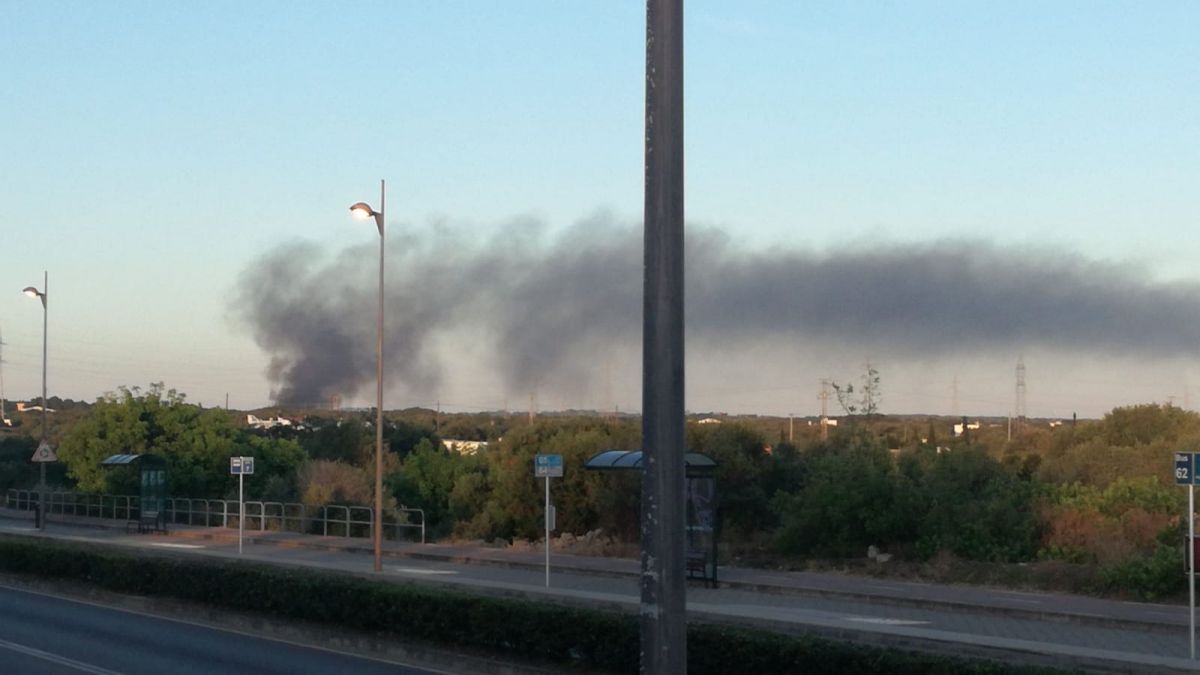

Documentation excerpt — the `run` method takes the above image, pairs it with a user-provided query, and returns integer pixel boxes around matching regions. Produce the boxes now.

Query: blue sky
[1,2,1197,417]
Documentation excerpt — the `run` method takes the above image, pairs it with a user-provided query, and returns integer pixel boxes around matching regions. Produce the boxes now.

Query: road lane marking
[390,566,459,575]
[843,617,931,626]
[149,542,205,549]
[0,637,123,674]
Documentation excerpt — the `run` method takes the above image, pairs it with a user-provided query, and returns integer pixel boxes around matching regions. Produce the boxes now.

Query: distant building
[697,417,723,425]
[952,421,981,437]
[16,402,55,413]
[247,414,294,430]
[442,439,488,455]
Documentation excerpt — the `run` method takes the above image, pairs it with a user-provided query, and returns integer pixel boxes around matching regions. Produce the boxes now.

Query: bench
[126,510,168,534]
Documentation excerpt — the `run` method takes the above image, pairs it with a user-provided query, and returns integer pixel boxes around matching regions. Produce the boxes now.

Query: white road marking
[843,617,931,626]
[390,567,459,575]
[0,637,123,674]
[149,542,205,549]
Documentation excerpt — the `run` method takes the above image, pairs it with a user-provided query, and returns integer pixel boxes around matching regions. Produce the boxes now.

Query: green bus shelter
[583,449,719,586]
[101,453,168,533]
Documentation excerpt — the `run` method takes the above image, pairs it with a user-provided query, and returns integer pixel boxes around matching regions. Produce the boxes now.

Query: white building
[442,439,488,455]
[247,414,294,430]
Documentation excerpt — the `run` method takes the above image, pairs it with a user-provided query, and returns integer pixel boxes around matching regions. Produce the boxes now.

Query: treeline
[9,384,1192,598]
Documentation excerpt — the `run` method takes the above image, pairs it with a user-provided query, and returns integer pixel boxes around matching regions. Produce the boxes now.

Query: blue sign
[230,456,255,475]
[1176,453,1195,486]
[535,454,564,478]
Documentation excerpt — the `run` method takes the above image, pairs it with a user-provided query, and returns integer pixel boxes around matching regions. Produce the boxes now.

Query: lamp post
[23,272,48,530]
[350,181,385,573]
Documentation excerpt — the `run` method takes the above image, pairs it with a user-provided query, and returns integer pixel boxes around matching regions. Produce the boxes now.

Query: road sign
[230,456,255,475]
[1178,453,1196,486]
[31,441,57,463]
[534,454,563,478]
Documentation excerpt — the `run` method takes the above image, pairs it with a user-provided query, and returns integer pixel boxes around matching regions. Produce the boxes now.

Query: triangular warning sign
[31,441,58,463]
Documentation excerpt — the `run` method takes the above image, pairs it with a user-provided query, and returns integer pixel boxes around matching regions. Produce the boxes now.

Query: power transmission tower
[1015,356,1027,433]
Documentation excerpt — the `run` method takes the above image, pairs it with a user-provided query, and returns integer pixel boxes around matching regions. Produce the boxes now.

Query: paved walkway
[3,508,1199,673]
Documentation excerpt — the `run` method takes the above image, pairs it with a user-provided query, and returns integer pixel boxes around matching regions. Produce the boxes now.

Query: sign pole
[239,469,245,556]
[1191,479,1195,660]
[534,453,563,588]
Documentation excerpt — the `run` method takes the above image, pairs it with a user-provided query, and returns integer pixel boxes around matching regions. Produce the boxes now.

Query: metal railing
[7,489,425,543]
[6,490,139,521]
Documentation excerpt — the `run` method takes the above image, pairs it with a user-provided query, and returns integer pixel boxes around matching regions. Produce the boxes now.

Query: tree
[773,435,909,557]
[831,363,881,418]
[57,384,303,498]
[688,422,773,537]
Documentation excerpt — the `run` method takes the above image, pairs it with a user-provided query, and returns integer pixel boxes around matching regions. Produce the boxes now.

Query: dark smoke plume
[230,214,1200,406]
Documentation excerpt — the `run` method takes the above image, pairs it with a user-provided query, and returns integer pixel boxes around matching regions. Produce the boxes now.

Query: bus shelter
[583,449,719,586]
[101,453,168,533]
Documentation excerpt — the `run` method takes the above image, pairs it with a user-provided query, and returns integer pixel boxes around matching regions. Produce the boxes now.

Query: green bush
[1095,543,1185,601]
[905,448,1042,562]
[0,535,1067,674]
[773,439,912,557]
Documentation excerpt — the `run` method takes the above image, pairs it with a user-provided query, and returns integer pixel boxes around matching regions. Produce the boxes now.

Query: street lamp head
[23,287,41,298]
[349,202,377,220]
[350,200,384,236]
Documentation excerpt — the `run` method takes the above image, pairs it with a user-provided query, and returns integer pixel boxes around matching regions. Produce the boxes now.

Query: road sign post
[535,454,563,587]
[231,456,255,555]
[1176,452,1196,660]
[30,441,58,530]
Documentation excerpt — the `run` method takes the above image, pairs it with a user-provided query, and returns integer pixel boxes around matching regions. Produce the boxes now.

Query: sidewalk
[3,506,1187,633]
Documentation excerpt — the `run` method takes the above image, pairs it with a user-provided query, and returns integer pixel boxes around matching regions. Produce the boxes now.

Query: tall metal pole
[375,179,385,573]
[640,0,685,672]
[239,469,245,556]
[39,271,48,530]
[1190,482,1195,659]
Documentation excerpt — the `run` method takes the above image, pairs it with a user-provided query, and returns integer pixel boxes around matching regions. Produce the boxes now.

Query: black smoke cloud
[230,214,1200,406]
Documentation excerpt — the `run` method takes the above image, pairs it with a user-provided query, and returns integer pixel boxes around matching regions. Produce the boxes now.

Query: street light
[23,272,48,530]
[350,180,385,573]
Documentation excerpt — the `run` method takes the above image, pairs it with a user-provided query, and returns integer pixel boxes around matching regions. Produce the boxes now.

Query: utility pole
[818,379,830,440]
[640,0,686,671]
[951,375,959,417]
[788,413,794,442]
[1015,356,1027,434]
[0,327,7,424]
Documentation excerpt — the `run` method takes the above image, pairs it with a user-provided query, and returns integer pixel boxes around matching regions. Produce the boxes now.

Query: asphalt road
[0,584,441,675]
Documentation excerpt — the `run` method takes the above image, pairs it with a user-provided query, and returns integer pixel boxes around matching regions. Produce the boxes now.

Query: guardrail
[7,489,425,543]
[6,490,140,521]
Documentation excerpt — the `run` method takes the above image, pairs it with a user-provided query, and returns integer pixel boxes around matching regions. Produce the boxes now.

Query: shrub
[1095,543,1185,601]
